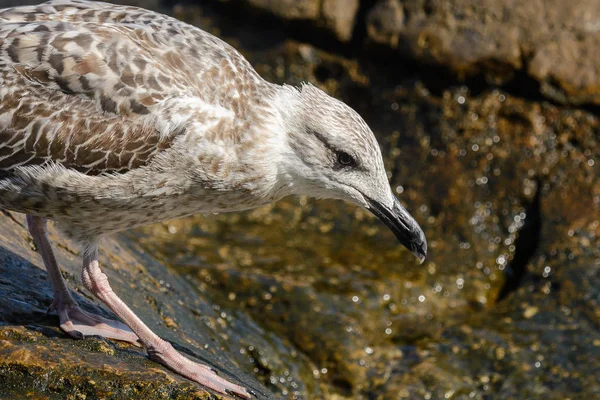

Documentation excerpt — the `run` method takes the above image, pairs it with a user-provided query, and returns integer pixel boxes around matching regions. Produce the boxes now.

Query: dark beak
[367,195,427,263]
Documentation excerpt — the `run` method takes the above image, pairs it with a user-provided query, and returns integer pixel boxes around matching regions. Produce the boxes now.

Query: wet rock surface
[222,0,600,105]
[0,0,599,399]
[230,0,360,42]
[364,0,600,106]
[0,213,276,399]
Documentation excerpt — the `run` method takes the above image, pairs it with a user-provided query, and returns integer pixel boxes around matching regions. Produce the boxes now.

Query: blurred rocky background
[0,0,598,399]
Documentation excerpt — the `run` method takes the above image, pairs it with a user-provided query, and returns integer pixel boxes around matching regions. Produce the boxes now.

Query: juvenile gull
[0,0,426,397]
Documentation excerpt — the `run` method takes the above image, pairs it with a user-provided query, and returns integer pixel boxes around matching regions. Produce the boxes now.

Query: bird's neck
[223,84,299,204]
[163,83,299,206]
[266,85,325,199]
[109,84,301,212]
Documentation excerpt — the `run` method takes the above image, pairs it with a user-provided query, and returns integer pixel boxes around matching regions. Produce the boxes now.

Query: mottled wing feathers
[0,0,263,110]
[0,0,259,175]
[0,78,183,174]
[0,24,181,175]
[1,23,174,115]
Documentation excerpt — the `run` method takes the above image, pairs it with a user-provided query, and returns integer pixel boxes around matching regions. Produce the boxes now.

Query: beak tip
[408,221,428,263]
[413,239,427,264]
[366,195,428,264]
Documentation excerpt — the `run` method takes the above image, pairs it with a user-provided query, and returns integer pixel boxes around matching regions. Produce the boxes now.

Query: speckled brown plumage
[0,0,287,242]
[0,0,275,177]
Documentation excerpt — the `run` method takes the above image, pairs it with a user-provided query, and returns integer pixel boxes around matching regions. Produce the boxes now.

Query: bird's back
[0,0,261,91]
[0,1,282,240]
[0,0,269,175]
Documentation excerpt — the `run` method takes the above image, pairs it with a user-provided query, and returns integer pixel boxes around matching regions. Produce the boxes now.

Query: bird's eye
[336,151,355,167]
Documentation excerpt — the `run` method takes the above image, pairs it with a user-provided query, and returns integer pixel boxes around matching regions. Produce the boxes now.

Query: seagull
[0,0,426,397]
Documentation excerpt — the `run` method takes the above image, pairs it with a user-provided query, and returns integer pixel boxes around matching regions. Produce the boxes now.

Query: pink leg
[26,215,140,345]
[81,246,251,398]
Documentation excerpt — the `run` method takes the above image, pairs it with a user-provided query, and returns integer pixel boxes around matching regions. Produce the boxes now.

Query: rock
[244,0,320,20]
[321,0,360,42]
[366,0,405,48]
[0,211,291,399]
[364,0,600,105]
[528,32,600,105]
[232,0,359,42]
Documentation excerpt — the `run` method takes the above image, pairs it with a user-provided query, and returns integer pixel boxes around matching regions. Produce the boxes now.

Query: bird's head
[274,83,427,262]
